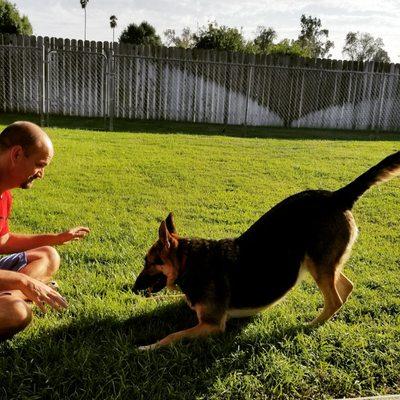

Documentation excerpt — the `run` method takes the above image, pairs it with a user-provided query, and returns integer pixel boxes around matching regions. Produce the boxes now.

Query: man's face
[18,145,53,189]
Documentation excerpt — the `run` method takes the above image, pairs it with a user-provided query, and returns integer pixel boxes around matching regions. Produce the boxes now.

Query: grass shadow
[1,112,400,141]
[0,299,309,400]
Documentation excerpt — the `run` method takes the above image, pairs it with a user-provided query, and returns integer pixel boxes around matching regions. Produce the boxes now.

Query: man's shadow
[0,295,310,399]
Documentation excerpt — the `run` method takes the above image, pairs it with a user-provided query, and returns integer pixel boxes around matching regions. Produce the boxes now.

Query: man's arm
[0,269,68,311]
[0,269,25,292]
[0,227,90,253]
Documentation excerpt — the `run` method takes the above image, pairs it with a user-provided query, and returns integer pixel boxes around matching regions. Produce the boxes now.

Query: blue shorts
[0,252,28,272]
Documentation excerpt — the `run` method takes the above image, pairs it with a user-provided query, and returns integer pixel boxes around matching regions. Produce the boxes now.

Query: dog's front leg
[138,322,224,351]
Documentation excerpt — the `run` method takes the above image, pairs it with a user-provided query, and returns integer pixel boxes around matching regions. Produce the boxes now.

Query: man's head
[0,121,54,189]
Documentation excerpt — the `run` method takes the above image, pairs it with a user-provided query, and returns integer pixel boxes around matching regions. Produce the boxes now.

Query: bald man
[0,121,89,341]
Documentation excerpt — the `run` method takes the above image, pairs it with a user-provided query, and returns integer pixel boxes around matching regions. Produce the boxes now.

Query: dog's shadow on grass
[0,298,311,399]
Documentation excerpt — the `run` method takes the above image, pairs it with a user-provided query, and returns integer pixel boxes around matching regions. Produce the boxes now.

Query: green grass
[0,117,399,399]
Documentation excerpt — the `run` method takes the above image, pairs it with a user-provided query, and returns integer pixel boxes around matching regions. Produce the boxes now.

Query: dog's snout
[133,272,150,293]
[133,270,167,294]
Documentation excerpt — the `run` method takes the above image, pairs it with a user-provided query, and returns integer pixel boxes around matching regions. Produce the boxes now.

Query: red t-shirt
[0,191,12,237]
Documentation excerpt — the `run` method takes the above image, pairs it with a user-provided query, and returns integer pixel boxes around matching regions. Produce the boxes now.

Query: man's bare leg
[0,246,60,340]
[0,291,32,341]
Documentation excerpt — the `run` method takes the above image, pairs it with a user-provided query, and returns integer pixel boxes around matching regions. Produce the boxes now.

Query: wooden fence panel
[0,33,399,131]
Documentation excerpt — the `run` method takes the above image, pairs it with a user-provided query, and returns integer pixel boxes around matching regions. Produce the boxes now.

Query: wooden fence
[1,33,400,131]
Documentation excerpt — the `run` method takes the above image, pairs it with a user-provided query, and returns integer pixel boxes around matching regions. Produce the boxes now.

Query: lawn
[0,117,399,399]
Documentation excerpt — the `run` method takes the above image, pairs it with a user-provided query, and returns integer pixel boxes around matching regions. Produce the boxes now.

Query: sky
[12,0,400,63]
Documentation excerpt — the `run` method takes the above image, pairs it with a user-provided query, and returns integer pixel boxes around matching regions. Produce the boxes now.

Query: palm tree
[80,0,89,41]
[110,15,118,44]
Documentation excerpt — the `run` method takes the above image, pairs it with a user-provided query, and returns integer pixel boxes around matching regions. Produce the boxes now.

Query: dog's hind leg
[306,214,358,325]
[309,272,343,325]
[304,255,346,325]
[336,272,354,304]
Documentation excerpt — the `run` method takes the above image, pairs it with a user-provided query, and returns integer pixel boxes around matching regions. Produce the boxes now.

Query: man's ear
[166,212,177,234]
[159,220,170,249]
[10,145,24,165]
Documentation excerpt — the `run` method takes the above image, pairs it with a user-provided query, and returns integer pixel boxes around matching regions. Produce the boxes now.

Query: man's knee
[39,246,60,275]
[10,299,32,329]
[0,298,32,339]
[24,246,61,280]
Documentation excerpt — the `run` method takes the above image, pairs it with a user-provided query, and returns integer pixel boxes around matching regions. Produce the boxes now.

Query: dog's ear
[166,212,177,234]
[159,220,171,249]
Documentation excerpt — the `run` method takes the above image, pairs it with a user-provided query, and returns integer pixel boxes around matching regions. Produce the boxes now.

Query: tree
[297,15,334,58]
[119,21,162,46]
[247,26,311,57]
[80,0,89,41]
[269,39,312,57]
[253,26,277,53]
[109,15,117,43]
[164,27,195,49]
[193,22,246,52]
[342,32,390,63]
[0,0,32,35]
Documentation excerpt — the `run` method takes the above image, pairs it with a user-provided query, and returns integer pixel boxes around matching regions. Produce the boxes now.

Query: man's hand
[57,227,90,245]
[17,275,68,312]
[0,228,90,253]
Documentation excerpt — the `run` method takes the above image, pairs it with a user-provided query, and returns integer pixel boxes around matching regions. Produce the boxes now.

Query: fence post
[43,37,50,127]
[244,56,254,132]
[107,43,114,131]
[38,37,45,126]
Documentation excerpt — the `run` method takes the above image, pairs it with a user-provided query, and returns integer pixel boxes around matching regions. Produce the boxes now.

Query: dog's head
[133,212,179,295]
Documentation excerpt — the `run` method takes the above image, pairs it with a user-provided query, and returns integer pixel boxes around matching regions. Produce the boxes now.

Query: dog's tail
[333,151,400,209]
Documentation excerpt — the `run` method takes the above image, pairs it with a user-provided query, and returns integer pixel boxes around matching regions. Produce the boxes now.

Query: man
[0,121,90,341]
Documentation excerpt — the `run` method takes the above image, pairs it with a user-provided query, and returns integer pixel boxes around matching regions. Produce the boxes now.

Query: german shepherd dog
[133,152,400,350]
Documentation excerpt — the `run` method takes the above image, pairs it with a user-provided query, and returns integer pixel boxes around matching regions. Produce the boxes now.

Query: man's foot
[47,281,59,291]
